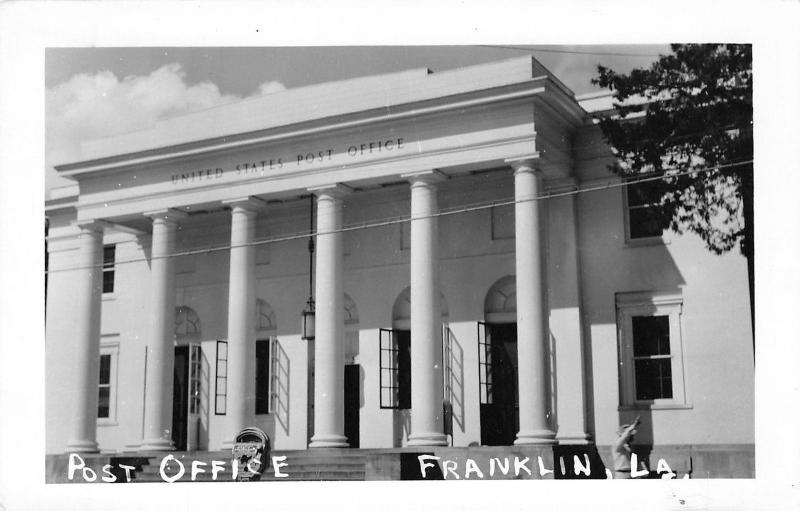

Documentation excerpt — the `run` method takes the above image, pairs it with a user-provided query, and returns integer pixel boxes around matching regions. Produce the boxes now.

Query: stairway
[131,449,367,482]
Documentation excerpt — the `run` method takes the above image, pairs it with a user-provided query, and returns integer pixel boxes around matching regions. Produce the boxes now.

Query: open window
[379,328,410,409]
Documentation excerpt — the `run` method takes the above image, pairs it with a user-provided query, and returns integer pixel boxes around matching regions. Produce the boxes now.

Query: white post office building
[45,57,754,477]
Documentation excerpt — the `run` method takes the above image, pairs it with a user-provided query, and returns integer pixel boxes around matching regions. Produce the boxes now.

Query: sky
[45,45,669,195]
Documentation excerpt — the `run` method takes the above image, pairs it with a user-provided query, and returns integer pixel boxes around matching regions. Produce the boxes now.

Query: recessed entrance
[479,323,519,446]
[172,344,201,451]
[480,275,519,446]
[344,364,360,448]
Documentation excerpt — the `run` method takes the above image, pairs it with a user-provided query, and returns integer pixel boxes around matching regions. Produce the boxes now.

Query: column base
[139,438,175,452]
[407,432,448,447]
[556,432,593,445]
[309,433,349,448]
[514,429,557,445]
[65,440,99,453]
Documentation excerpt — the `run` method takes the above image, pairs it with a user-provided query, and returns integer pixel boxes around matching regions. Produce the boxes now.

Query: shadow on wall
[548,331,557,435]
[578,233,686,444]
[273,340,291,434]
[443,326,465,432]
[393,410,411,448]
[200,348,211,451]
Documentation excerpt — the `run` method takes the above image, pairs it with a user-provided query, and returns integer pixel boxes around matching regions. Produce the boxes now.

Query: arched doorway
[173,305,202,450]
[480,276,519,446]
[381,287,448,446]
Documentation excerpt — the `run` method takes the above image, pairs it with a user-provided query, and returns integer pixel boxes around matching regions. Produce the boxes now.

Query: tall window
[98,354,112,418]
[631,316,672,400]
[97,343,119,421]
[102,245,116,293]
[616,291,687,407]
[625,180,669,240]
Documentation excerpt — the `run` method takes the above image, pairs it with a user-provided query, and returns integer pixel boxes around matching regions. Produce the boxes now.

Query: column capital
[143,208,189,224]
[400,169,448,185]
[222,196,267,212]
[505,155,542,174]
[72,219,105,234]
[308,183,352,199]
[95,219,147,236]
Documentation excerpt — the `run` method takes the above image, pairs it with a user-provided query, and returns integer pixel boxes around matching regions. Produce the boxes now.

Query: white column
[550,188,591,444]
[140,209,186,451]
[309,185,349,448]
[403,170,448,447]
[65,221,104,453]
[222,197,263,447]
[511,159,556,445]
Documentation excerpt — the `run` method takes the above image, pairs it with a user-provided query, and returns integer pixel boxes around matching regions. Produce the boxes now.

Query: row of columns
[65,158,559,452]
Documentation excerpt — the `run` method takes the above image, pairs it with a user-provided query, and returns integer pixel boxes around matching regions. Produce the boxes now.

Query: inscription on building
[170,137,405,185]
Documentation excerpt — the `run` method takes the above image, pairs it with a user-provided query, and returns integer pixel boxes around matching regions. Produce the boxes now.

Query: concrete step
[129,449,367,482]
[133,471,365,483]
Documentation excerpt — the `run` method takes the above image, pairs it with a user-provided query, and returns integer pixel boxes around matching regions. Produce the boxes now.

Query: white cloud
[257,80,286,96]
[45,64,285,194]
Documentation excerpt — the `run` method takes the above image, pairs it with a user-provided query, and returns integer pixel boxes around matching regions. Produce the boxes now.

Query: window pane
[632,315,671,356]
[99,354,111,384]
[627,181,666,207]
[629,206,665,238]
[103,245,116,267]
[98,387,110,418]
[634,359,673,400]
[102,269,115,293]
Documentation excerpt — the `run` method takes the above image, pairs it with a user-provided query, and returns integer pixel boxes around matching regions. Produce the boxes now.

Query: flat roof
[67,56,577,165]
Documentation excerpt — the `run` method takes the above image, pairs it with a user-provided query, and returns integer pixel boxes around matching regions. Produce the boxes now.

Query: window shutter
[215,340,228,415]
[379,328,399,409]
[478,322,492,405]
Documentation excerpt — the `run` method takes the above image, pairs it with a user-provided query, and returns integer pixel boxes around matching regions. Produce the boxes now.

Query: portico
[51,56,592,453]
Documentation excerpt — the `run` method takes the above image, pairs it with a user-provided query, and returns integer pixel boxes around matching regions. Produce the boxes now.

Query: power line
[479,45,664,58]
[45,159,753,276]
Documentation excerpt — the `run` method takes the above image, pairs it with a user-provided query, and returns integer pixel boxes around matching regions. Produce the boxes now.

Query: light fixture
[301,195,315,341]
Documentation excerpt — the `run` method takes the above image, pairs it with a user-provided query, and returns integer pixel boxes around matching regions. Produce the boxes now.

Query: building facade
[45,57,754,472]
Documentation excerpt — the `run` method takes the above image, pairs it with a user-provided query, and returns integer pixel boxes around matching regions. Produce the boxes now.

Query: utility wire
[479,45,664,58]
[45,159,753,275]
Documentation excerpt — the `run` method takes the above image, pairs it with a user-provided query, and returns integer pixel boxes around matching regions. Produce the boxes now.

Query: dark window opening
[98,353,111,418]
[103,245,116,293]
[627,181,669,239]
[632,315,673,400]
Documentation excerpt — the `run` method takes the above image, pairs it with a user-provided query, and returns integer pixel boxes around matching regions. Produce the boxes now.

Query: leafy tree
[593,44,754,338]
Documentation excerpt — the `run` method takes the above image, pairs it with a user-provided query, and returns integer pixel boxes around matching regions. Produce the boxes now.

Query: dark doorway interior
[344,364,360,448]
[480,323,519,446]
[172,345,189,451]
[396,330,411,409]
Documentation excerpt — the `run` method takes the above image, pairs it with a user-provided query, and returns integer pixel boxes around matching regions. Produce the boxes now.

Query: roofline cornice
[55,76,580,178]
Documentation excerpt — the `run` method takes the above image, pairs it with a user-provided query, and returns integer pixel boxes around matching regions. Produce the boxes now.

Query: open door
[172,344,201,451]
[479,322,519,446]
[344,364,360,448]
